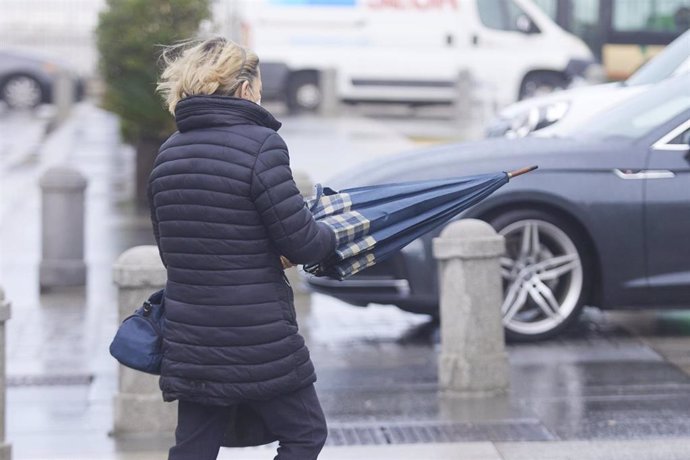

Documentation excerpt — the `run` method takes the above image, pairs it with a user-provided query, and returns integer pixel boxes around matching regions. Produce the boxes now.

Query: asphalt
[2,102,690,460]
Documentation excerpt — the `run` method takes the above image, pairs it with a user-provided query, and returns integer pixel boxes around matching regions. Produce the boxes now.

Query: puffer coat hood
[147,95,336,406]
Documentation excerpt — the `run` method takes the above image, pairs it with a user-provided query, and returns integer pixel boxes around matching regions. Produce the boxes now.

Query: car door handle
[613,169,675,180]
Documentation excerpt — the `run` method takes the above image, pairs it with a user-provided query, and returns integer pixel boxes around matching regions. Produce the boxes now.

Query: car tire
[286,71,321,113]
[519,72,567,100]
[1,74,44,110]
[488,209,592,342]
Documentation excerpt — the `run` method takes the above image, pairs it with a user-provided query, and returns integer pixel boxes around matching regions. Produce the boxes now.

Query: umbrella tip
[507,165,538,179]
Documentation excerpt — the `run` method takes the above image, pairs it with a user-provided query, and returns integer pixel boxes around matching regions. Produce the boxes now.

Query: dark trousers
[168,384,327,460]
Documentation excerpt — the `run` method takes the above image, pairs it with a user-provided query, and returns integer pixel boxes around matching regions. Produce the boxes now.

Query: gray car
[307,74,690,341]
[0,49,84,110]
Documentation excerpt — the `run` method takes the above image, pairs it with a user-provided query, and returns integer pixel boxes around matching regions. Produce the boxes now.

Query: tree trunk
[135,137,164,209]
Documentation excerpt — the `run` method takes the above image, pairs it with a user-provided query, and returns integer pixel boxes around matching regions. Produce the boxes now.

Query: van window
[478,0,505,30]
[505,1,536,32]
[478,0,534,32]
[532,0,557,19]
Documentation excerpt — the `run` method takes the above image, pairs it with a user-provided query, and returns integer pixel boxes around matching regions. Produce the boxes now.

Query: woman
[149,37,336,460]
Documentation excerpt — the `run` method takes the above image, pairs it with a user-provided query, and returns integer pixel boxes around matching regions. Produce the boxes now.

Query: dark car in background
[0,49,84,110]
[307,75,690,342]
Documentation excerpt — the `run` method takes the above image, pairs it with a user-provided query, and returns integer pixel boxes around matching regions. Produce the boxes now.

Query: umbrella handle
[507,165,538,179]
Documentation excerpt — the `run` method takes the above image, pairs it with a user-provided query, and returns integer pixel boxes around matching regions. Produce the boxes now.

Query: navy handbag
[109,288,165,375]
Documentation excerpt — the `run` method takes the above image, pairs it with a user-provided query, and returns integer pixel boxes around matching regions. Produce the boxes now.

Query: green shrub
[96,0,211,203]
[96,0,211,142]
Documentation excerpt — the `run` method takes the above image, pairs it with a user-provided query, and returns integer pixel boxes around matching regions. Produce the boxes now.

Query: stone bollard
[432,219,509,397]
[0,287,11,460]
[39,166,88,291]
[318,68,339,117]
[112,246,175,435]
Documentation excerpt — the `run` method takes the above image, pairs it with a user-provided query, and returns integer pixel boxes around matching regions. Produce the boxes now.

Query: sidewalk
[24,439,690,460]
[3,103,690,460]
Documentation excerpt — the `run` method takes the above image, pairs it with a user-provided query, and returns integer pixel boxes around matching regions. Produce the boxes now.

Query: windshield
[627,30,690,86]
[554,75,690,140]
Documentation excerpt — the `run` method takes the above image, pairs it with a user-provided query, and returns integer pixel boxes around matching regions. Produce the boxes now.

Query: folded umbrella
[304,166,537,280]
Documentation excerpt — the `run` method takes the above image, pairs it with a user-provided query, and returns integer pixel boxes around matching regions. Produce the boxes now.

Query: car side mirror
[516,14,539,34]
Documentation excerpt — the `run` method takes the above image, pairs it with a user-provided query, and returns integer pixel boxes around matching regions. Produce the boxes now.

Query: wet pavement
[2,103,690,459]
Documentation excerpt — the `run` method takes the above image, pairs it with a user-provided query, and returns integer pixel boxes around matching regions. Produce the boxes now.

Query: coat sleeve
[251,133,336,265]
[147,178,168,269]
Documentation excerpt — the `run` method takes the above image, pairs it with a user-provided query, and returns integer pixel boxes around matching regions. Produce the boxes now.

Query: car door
[644,116,690,305]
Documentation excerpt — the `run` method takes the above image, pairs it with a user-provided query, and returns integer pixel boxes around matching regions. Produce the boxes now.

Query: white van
[220,0,600,112]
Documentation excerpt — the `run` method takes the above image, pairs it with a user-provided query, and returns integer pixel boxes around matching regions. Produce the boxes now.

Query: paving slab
[496,439,690,460]
[24,442,504,460]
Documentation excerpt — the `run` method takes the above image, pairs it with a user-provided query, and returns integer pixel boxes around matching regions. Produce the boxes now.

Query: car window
[569,76,690,140]
[478,0,506,30]
[669,127,690,145]
[626,30,690,85]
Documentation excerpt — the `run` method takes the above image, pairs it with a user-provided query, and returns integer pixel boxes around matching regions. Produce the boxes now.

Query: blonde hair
[156,37,260,114]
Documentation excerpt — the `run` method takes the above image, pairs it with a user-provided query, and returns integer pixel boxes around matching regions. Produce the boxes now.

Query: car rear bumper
[308,275,411,298]
[304,260,439,315]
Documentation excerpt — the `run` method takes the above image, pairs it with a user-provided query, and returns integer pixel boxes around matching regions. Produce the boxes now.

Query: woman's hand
[281,256,296,270]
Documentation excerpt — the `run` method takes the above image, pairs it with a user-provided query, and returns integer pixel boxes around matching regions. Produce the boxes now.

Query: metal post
[288,171,315,306]
[0,286,12,460]
[432,219,509,397]
[53,70,74,124]
[112,246,175,435]
[453,70,474,122]
[39,166,88,290]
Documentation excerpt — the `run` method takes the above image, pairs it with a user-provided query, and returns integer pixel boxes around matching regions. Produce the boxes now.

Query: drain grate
[7,374,94,387]
[327,425,390,445]
[327,420,554,446]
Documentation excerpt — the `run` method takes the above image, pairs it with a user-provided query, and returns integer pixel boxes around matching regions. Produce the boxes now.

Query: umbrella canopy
[304,166,536,280]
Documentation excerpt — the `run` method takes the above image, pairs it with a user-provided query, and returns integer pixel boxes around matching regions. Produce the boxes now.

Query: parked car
[486,29,690,138]
[0,49,84,110]
[223,0,600,112]
[307,75,690,342]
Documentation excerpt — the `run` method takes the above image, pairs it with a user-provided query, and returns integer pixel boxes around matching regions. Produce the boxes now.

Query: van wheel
[519,72,567,100]
[286,72,321,113]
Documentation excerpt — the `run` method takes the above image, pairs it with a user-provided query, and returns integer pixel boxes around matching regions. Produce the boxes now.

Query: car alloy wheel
[2,75,43,109]
[493,213,588,340]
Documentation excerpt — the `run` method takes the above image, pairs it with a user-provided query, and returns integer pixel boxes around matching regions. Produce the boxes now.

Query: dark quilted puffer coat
[146,95,336,406]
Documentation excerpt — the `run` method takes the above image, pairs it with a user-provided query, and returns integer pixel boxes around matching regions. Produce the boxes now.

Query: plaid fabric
[334,253,377,279]
[319,210,371,246]
[306,188,379,279]
[307,190,352,220]
[336,235,376,260]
